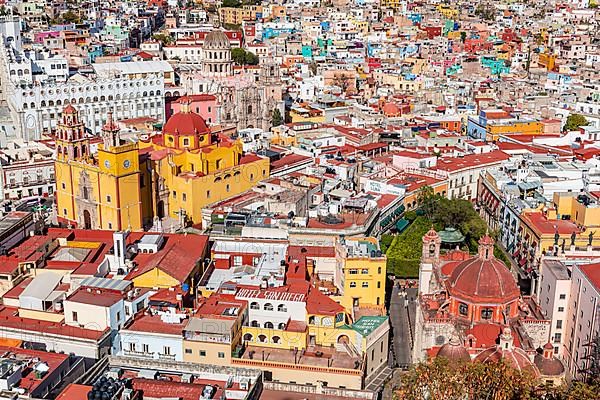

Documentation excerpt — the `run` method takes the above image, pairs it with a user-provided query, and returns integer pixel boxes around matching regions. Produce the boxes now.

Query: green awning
[438,227,465,243]
[395,218,409,232]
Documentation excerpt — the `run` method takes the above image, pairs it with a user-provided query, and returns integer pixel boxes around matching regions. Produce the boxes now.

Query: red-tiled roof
[126,234,208,282]
[521,212,581,236]
[434,150,510,172]
[305,287,344,316]
[124,313,187,336]
[0,306,109,340]
[580,262,600,291]
[56,384,92,400]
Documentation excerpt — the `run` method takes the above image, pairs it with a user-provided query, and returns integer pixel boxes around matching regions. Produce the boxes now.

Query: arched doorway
[337,335,350,344]
[83,210,92,229]
[157,201,165,219]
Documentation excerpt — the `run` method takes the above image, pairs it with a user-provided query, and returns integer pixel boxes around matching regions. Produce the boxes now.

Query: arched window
[250,320,259,327]
[56,100,62,106]
[272,336,281,344]
[459,303,468,316]
[278,322,286,330]
[250,302,259,310]
[258,335,267,343]
[264,303,273,311]
[247,105,252,114]
[41,101,46,107]
[481,308,493,320]
[243,333,253,341]
[264,322,273,329]
[30,102,35,108]
[308,316,315,325]
[277,304,287,312]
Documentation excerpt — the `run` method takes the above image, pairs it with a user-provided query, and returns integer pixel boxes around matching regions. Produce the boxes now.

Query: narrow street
[389,284,417,368]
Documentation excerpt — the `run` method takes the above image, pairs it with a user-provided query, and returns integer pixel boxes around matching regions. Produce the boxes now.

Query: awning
[395,218,410,232]
[519,257,527,266]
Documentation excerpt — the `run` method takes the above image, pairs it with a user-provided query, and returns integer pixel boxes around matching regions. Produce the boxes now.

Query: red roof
[305,287,344,316]
[580,262,600,291]
[0,306,109,340]
[125,313,187,335]
[56,384,92,400]
[163,110,210,136]
[521,212,581,235]
[434,150,510,173]
[126,234,209,283]
[447,237,520,303]
[66,287,124,307]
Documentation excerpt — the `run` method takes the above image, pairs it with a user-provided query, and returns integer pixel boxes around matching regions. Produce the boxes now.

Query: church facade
[55,99,269,230]
[182,30,284,132]
[413,229,565,384]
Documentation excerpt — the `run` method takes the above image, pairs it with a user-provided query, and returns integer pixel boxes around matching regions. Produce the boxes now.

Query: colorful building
[55,106,150,230]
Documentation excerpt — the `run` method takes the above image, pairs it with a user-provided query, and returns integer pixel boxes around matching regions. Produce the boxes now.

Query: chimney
[113,231,129,267]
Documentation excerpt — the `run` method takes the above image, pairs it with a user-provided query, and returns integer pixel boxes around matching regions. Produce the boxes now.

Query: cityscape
[0,0,598,399]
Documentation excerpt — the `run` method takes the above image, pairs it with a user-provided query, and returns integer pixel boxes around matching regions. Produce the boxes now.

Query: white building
[563,262,600,379]
[0,139,55,199]
[9,73,165,140]
[538,259,572,359]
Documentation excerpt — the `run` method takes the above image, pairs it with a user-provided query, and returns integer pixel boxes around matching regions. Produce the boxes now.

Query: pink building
[167,94,218,124]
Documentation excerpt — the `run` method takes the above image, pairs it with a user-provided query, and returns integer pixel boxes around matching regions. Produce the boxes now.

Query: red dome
[447,237,519,303]
[448,258,519,302]
[474,346,539,375]
[163,110,210,136]
[437,339,470,362]
[382,102,401,116]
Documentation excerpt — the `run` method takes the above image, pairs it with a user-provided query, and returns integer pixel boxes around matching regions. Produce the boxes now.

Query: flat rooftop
[240,345,361,370]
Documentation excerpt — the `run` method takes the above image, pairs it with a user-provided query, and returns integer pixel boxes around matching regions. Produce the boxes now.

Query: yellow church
[55,103,269,230]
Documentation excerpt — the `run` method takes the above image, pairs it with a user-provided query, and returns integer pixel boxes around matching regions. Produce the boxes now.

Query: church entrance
[83,210,92,229]
[157,201,165,219]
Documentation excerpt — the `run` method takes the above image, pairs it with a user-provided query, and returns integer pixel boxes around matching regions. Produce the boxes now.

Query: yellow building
[381,0,400,10]
[553,192,600,228]
[437,4,458,18]
[487,119,543,141]
[55,103,269,230]
[337,237,386,313]
[139,102,270,224]
[55,105,150,230]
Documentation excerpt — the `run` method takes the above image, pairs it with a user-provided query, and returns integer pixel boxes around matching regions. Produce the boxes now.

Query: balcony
[158,353,176,361]
[123,349,154,358]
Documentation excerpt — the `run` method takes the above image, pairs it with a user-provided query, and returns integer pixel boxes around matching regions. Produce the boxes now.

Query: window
[264,303,274,311]
[378,267,382,274]
[277,304,287,312]
[554,333,562,343]
[226,184,230,192]
[459,303,468,316]
[361,269,369,274]
[62,182,66,190]
[129,342,136,351]
[377,282,381,288]
[250,302,259,310]
[362,282,369,288]
[116,311,121,321]
[233,256,242,266]
[258,335,267,343]
[556,320,563,329]
[199,350,206,356]
[172,191,177,199]
[183,138,190,146]
[185,348,192,354]
[182,193,187,202]
[272,336,281,344]
[264,322,273,329]
[350,282,356,288]
[558,307,564,312]
[106,195,111,203]
[163,346,171,355]
[559,294,566,300]
[349,269,358,275]
[206,190,210,198]
[143,344,149,353]
[72,311,78,322]
[218,352,225,358]
[481,308,493,320]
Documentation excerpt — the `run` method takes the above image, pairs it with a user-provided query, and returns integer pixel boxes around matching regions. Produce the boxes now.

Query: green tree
[564,113,589,131]
[244,50,259,65]
[152,33,174,45]
[231,48,259,65]
[62,10,81,24]
[231,47,246,65]
[272,109,283,127]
